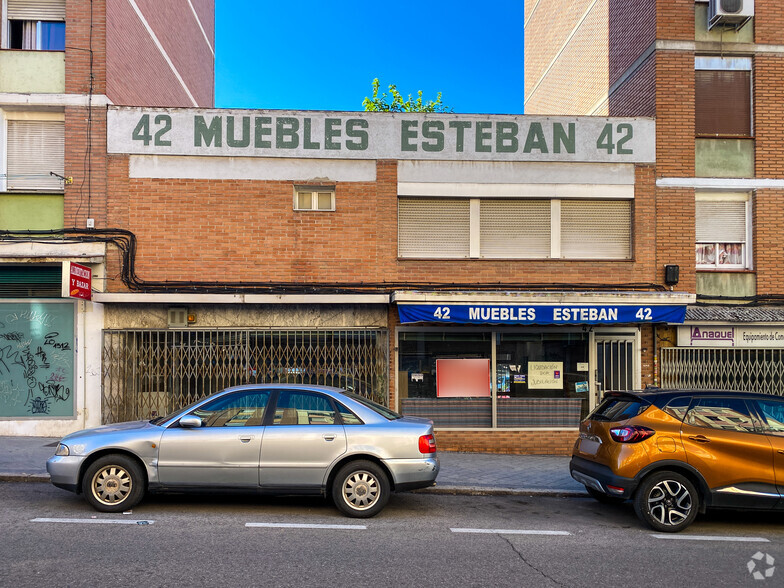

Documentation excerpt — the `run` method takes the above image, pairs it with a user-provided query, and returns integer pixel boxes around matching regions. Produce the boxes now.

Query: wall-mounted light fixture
[664,264,680,287]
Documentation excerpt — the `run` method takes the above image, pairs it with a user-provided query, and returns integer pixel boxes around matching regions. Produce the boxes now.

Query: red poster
[436,358,491,397]
[69,262,92,300]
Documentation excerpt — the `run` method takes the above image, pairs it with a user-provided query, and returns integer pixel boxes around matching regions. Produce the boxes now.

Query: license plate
[578,438,601,456]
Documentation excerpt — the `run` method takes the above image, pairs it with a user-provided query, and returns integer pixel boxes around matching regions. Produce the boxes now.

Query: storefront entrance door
[593,334,638,406]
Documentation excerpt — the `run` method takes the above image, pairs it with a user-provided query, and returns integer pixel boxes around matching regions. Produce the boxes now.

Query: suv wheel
[634,471,698,532]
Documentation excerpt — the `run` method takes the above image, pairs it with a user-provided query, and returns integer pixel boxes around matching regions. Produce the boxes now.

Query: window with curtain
[6,0,65,50]
[695,194,749,269]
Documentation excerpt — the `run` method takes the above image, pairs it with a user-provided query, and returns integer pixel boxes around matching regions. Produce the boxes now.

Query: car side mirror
[179,415,203,428]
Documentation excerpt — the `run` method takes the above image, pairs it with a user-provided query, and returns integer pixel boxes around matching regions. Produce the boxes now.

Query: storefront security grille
[661,347,784,396]
[102,329,388,424]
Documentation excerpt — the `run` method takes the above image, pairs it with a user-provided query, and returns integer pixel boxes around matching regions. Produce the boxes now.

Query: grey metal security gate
[661,347,784,396]
[102,328,389,424]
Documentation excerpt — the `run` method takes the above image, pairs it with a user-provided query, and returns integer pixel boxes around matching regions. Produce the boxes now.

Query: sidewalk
[0,436,587,496]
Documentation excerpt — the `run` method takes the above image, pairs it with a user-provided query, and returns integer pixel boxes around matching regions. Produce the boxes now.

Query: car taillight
[609,425,655,443]
[419,434,437,453]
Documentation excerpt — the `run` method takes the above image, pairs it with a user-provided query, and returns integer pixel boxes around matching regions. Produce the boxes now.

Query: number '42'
[596,123,633,155]
[132,114,172,146]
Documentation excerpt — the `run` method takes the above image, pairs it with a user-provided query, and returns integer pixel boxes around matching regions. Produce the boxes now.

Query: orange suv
[570,389,784,532]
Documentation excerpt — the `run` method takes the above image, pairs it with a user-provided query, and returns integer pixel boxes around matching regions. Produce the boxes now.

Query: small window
[9,20,65,50]
[273,391,337,425]
[685,397,755,433]
[294,187,335,211]
[336,402,363,425]
[191,391,270,427]
[663,396,692,421]
[756,399,784,436]
[695,194,749,269]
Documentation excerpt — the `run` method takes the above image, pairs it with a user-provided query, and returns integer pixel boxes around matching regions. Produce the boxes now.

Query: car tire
[634,471,698,533]
[586,486,626,505]
[331,460,390,518]
[82,454,145,513]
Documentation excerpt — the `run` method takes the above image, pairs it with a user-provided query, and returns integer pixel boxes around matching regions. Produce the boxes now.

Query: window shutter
[561,201,631,259]
[7,0,66,21]
[0,265,62,297]
[695,201,746,242]
[480,199,550,258]
[398,198,470,258]
[6,120,65,191]
[695,70,751,137]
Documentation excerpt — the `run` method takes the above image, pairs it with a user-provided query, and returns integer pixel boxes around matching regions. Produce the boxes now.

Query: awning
[393,291,695,326]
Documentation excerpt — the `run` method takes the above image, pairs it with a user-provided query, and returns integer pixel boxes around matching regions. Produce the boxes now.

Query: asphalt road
[2,482,783,587]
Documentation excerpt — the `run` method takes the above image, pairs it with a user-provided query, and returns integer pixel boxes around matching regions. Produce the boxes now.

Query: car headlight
[55,443,70,457]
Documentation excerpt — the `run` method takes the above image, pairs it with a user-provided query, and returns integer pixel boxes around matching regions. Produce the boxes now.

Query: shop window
[398,331,492,427]
[4,0,65,50]
[2,114,65,192]
[398,197,631,259]
[695,56,752,137]
[695,193,749,269]
[294,187,335,211]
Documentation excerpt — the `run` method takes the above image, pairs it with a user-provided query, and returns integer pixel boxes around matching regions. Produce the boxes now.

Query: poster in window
[436,359,490,397]
[528,361,564,390]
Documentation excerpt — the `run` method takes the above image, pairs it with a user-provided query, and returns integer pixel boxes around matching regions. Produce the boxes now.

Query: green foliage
[362,78,453,113]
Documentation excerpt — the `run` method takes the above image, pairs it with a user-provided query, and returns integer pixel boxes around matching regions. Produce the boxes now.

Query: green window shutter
[0,265,62,297]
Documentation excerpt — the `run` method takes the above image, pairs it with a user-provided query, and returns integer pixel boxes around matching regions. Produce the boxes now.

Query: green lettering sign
[496,121,518,153]
[401,120,418,152]
[254,116,272,148]
[303,118,320,150]
[553,122,575,154]
[345,119,368,151]
[449,121,471,152]
[194,115,222,147]
[276,117,299,149]
[475,121,492,152]
[325,118,341,150]
[422,120,444,152]
[227,116,250,148]
[523,122,548,153]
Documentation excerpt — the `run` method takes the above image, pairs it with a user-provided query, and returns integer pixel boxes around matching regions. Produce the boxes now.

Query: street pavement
[0,435,586,495]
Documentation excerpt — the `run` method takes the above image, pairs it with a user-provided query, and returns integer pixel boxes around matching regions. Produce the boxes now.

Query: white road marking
[245,522,366,530]
[451,528,572,536]
[651,534,769,543]
[30,518,154,525]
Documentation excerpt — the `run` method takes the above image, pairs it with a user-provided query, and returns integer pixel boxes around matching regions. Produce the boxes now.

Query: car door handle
[323,434,336,441]
[689,435,711,443]
[238,435,255,443]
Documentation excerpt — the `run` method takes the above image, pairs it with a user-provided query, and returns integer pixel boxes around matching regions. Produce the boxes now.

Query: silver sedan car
[47,384,439,517]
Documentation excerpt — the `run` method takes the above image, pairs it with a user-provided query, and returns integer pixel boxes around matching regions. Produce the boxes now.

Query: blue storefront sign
[397,304,687,325]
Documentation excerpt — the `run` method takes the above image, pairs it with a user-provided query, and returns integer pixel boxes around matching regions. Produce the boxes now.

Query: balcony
[0,50,64,94]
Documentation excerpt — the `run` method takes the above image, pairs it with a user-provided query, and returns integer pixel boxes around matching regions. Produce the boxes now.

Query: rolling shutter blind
[695,69,751,137]
[398,198,470,258]
[6,120,65,191]
[561,201,631,259]
[7,0,66,20]
[696,201,746,242]
[0,265,62,297]
[480,199,550,258]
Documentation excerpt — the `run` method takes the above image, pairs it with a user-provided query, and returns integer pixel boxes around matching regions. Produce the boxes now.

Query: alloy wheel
[90,465,133,506]
[647,479,693,527]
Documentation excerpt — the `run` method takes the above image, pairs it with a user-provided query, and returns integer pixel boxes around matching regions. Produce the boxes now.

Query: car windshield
[342,392,402,420]
[149,397,205,426]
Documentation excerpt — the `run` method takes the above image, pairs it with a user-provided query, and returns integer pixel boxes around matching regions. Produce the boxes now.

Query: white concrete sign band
[107,107,656,163]
[678,325,784,348]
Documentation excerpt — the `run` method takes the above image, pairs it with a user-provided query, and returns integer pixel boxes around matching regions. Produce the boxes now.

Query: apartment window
[398,197,632,260]
[294,187,335,211]
[695,193,750,269]
[2,114,65,192]
[5,0,65,50]
[695,56,752,137]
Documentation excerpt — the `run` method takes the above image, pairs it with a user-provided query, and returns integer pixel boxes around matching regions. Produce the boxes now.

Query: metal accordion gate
[661,347,784,396]
[101,328,389,424]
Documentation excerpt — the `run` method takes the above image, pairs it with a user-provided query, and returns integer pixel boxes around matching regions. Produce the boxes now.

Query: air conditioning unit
[708,0,754,30]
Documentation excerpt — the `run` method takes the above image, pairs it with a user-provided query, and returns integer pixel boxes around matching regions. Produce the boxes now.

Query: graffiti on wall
[0,303,75,418]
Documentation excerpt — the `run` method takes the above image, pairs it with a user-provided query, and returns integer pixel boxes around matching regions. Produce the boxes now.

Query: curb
[415,485,588,497]
[0,473,50,483]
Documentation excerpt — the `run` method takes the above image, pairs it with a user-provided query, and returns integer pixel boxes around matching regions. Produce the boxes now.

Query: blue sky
[214,1,525,114]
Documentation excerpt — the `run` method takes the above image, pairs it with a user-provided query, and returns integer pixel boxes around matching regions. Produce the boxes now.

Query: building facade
[0,0,214,436]
[526,0,784,397]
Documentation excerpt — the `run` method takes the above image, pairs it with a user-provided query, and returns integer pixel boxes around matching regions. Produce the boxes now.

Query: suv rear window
[589,396,649,422]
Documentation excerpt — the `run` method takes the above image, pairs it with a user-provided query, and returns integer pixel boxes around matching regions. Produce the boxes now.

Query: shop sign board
[678,325,784,348]
[398,304,687,325]
[68,262,91,301]
[108,107,655,164]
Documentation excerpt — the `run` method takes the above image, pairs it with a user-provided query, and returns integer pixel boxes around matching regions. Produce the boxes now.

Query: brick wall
[655,0,694,40]
[106,0,214,106]
[656,187,696,293]
[754,55,784,179]
[754,0,784,45]
[66,0,106,95]
[103,159,662,291]
[434,430,578,456]
[754,189,784,294]
[655,52,694,177]
[64,107,107,229]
